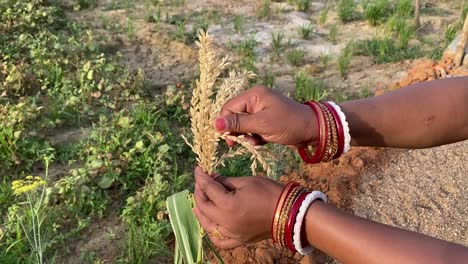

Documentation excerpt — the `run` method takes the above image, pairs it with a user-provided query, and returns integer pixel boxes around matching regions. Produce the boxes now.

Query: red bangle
[324,102,344,159]
[298,101,326,163]
[271,182,298,243]
[284,191,308,252]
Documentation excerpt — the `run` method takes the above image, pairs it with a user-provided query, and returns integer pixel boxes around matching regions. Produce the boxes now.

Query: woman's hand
[193,167,284,249]
[214,85,318,147]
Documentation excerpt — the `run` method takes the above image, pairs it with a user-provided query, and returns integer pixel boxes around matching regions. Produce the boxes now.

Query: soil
[62,0,468,263]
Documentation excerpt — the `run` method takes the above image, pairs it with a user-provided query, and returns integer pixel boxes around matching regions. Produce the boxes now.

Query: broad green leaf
[166,190,203,264]
[98,174,114,189]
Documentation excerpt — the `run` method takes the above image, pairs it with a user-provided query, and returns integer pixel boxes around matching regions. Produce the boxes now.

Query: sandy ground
[353,142,468,247]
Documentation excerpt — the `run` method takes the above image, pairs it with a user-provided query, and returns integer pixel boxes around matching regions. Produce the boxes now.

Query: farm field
[1,0,467,264]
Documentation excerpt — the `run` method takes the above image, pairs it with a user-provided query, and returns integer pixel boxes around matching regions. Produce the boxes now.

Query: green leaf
[166,191,203,264]
[98,174,114,189]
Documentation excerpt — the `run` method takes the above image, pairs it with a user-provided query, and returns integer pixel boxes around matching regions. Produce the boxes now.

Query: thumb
[214,113,260,134]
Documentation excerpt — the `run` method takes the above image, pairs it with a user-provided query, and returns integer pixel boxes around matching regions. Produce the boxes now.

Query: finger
[213,175,236,191]
[193,207,236,239]
[195,167,231,205]
[211,237,245,250]
[195,183,209,202]
[214,113,261,134]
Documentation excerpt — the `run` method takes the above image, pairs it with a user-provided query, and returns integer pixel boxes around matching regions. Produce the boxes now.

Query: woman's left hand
[193,167,284,249]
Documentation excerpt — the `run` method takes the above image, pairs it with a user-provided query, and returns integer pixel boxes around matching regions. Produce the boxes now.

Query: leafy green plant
[294,72,328,102]
[9,158,52,264]
[298,24,313,39]
[338,0,358,22]
[287,49,306,66]
[167,191,203,264]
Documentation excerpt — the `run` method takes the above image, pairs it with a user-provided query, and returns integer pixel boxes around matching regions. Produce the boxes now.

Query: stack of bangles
[272,101,348,254]
[298,101,351,163]
[272,182,327,255]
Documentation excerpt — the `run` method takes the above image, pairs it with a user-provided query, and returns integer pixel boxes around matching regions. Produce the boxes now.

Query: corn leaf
[167,190,203,264]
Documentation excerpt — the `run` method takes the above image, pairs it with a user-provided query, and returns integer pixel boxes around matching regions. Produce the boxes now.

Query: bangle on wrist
[293,191,327,255]
[298,101,351,164]
[271,182,328,255]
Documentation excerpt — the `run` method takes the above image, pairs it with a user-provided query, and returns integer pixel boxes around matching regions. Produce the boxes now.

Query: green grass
[338,44,353,78]
[329,24,339,44]
[363,0,390,26]
[298,23,313,39]
[318,7,329,25]
[271,32,285,58]
[233,15,246,33]
[354,37,423,63]
[287,49,306,66]
[292,0,312,12]
[319,52,333,68]
[294,72,328,102]
[338,0,359,23]
[257,0,271,19]
[395,0,414,18]
[232,36,259,72]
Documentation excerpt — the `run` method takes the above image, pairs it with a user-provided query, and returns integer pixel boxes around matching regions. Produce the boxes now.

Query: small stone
[352,157,365,168]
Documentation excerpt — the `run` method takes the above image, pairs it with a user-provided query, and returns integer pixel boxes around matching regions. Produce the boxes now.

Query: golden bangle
[273,183,295,243]
[278,186,303,247]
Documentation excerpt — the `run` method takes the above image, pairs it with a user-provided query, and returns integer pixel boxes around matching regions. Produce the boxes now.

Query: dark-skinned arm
[341,76,468,148]
[214,76,468,149]
[305,201,468,264]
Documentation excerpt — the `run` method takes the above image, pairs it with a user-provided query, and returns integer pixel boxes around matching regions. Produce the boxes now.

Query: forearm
[304,202,468,264]
[339,77,468,148]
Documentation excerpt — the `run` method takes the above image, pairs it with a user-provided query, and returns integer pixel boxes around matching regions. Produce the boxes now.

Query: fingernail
[215,117,227,131]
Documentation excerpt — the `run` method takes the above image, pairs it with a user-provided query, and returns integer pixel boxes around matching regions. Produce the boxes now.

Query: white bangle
[328,101,351,153]
[293,191,328,255]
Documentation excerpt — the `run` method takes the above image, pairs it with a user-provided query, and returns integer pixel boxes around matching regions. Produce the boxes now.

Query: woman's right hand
[214,85,318,147]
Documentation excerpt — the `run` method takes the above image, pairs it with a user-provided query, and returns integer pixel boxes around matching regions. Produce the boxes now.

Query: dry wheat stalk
[186,30,273,177]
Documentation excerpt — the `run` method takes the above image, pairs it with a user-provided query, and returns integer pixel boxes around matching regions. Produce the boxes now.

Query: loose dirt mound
[388,57,468,92]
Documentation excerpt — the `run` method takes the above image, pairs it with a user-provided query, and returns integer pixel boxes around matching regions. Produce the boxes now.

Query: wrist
[299,103,319,144]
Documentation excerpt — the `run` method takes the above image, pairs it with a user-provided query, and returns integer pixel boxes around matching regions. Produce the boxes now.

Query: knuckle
[252,85,269,93]
[234,113,241,132]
